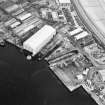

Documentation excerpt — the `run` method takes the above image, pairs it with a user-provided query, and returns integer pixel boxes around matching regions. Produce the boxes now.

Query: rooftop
[58,0,71,4]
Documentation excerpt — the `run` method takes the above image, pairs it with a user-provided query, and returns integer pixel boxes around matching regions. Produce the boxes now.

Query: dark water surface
[0,44,97,105]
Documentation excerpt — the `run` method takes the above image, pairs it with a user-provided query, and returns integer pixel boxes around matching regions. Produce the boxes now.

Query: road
[70,0,105,68]
[70,0,105,104]
[71,0,105,47]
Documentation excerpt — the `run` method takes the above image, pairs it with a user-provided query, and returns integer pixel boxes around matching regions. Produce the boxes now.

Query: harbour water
[0,43,97,105]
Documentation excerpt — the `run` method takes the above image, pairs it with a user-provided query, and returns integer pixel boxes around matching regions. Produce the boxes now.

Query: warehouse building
[23,25,56,56]
[55,0,71,7]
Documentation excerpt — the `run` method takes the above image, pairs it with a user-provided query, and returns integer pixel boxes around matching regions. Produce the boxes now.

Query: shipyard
[0,0,105,105]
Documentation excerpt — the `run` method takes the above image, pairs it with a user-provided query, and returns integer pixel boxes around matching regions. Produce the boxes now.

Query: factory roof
[58,0,71,4]
[23,25,56,55]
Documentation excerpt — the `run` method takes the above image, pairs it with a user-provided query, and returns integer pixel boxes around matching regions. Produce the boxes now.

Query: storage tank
[23,25,56,56]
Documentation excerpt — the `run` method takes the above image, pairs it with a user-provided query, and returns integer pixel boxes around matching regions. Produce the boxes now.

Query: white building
[55,0,71,7]
[58,0,71,4]
[23,25,56,56]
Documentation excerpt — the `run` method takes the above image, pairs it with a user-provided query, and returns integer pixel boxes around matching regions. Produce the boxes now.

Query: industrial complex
[0,0,105,105]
